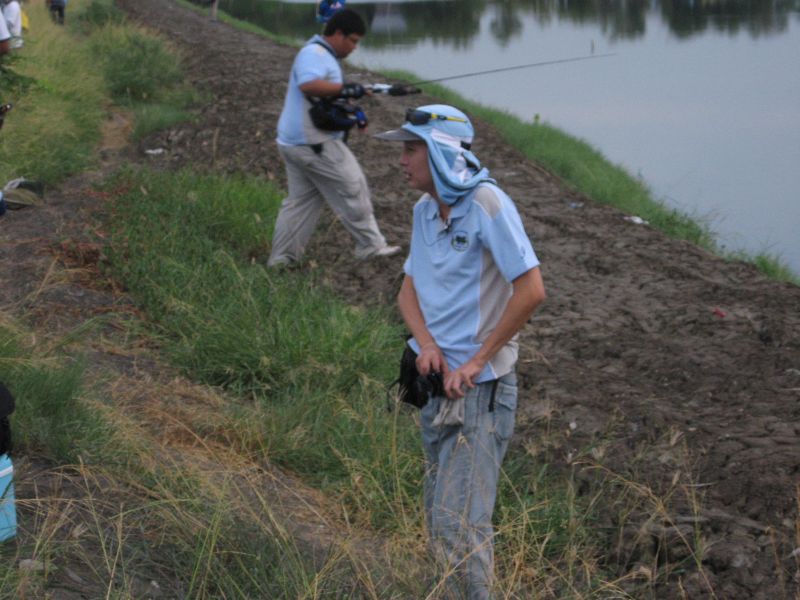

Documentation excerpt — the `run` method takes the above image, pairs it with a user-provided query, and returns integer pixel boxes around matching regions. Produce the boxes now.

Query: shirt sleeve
[294,44,340,87]
[475,186,539,282]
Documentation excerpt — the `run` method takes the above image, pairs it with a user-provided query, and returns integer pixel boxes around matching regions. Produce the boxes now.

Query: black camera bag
[304,40,367,133]
[308,97,362,132]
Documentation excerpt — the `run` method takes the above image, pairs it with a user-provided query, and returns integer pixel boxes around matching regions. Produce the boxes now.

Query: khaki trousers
[268,140,388,265]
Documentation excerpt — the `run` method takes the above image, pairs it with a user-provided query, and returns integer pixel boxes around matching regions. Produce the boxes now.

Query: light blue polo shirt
[404,183,539,382]
[277,35,345,146]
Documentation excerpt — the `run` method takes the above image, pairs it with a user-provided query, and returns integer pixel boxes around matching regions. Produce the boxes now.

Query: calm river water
[218,0,800,276]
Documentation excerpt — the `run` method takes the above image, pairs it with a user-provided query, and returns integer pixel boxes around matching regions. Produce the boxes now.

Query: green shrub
[76,0,126,30]
[103,31,182,102]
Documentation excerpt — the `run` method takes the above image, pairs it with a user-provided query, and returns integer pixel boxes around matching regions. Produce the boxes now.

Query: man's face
[400,141,435,195]
[329,31,362,58]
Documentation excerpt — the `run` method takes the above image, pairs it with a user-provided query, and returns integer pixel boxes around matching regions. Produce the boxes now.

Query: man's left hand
[443,358,484,399]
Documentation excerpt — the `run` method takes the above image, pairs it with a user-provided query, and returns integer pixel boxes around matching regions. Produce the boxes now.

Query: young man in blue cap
[376,105,545,598]
[268,8,399,267]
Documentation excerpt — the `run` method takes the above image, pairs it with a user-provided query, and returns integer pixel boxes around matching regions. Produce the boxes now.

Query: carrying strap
[489,379,499,413]
[311,39,338,59]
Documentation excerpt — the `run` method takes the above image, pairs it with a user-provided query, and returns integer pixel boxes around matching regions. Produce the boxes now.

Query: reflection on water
[215,0,800,45]
[211,0,800,274]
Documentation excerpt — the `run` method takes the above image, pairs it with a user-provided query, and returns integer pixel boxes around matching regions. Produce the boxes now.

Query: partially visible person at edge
[316,0,345,24]
[0,7,10,55]
[268,8,399,267]
[1,0,21,49]
[47,0,65,25]
[376,105,545,599]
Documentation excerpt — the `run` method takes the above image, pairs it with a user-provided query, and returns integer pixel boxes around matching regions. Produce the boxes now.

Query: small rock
[19,558,45,572]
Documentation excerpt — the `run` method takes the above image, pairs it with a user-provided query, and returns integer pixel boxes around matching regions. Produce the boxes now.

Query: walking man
[376,105,545,598]
[268,8,399,267]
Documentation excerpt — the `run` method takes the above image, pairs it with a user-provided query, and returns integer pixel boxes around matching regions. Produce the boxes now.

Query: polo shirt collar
[423,192,473,224]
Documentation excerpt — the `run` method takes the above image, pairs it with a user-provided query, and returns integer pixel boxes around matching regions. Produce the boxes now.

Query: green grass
[0,322,109,463]
[174,0,303,47]
[88,26,183,103]
[0,2,106,186]
[0,0,195,187]
[0,6,328,597]
[104,168,420,491]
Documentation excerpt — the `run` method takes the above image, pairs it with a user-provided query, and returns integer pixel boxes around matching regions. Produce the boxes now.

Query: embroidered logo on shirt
[451,231,470,252]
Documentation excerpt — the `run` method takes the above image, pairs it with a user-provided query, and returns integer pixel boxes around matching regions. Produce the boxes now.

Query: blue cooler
[0,453,16,542]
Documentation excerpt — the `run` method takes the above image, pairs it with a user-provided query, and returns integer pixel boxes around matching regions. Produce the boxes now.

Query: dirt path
[3,0,799,596]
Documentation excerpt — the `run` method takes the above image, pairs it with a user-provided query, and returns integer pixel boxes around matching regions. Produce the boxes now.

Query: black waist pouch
[398,345,427,408]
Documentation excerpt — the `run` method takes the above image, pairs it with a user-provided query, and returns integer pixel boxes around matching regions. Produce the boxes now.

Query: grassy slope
[0,1,725,597]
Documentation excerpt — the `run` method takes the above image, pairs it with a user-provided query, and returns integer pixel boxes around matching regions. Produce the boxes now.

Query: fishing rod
[411,53,616,87]
[364,53,615,95]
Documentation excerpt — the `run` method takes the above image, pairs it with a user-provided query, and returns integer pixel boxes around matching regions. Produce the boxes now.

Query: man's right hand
[416,342,448,378]
[339,83,366,99]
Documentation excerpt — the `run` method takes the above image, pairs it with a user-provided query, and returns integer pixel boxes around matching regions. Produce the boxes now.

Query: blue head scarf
[397,105,495,206]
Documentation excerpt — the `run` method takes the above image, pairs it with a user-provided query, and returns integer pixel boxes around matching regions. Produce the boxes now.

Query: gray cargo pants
[268,140,389,266]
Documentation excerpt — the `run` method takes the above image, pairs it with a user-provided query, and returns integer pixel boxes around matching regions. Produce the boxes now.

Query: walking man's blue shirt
[276,35,344,146]
[404,183,539,382]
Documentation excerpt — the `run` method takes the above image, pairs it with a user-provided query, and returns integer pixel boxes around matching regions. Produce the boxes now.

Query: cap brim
[373,128,422,142]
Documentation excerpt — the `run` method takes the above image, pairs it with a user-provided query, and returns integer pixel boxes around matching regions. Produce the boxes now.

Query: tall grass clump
[104,168,423,514]
[0,321,108,463]
[84,2,197,138]
[75,0,126,30]
[91,28,182,102]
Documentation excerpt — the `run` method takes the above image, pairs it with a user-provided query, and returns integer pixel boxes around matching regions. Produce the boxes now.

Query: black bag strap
[301,40,337,107]
[488,379,499,413]
[311,39,338,59]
